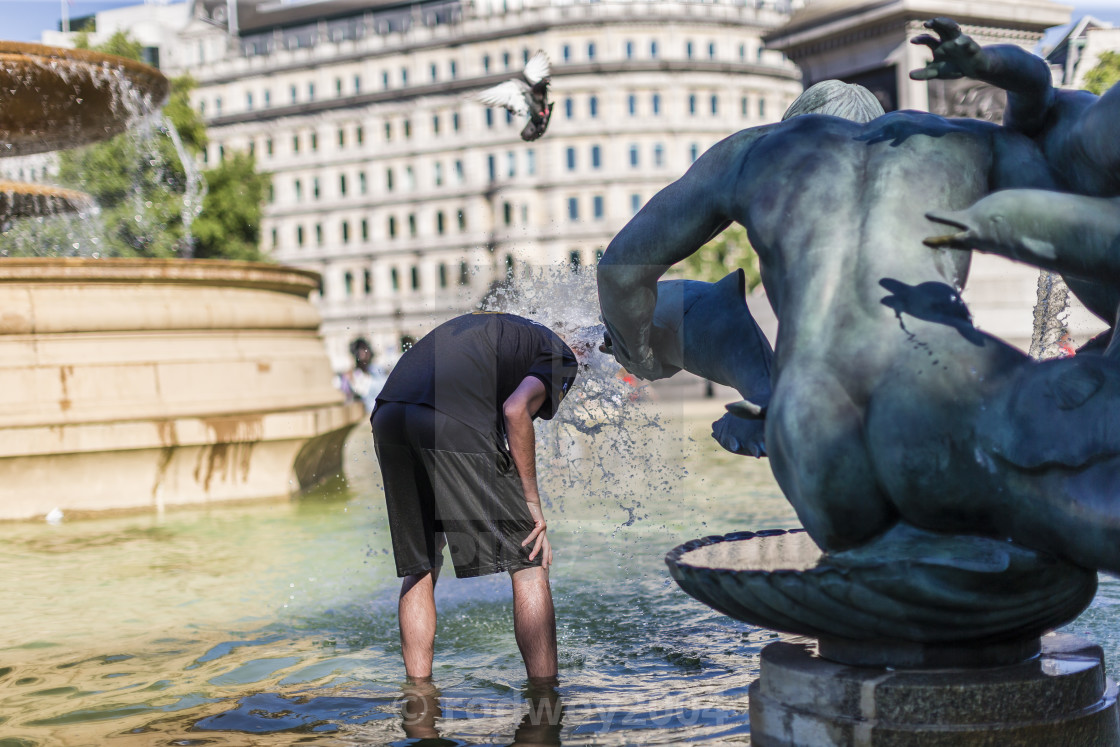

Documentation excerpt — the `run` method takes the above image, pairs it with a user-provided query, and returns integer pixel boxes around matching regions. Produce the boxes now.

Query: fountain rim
[0,41,170,103]
[0,258,321,297]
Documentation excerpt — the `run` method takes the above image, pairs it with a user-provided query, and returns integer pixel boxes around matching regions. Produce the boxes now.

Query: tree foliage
[1084,50,1120,96]
[192,152,269,261]
[666,223,762,291]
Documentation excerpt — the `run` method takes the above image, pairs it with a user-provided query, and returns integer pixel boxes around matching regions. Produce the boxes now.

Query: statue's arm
[910,17,1056,136]
[597,131,760,378]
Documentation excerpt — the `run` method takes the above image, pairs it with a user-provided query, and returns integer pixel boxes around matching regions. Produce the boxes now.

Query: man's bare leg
[511,565,558,681]
[399,567,440,678]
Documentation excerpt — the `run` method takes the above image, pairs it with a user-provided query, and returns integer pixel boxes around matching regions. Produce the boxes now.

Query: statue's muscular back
[720,111,1054,550]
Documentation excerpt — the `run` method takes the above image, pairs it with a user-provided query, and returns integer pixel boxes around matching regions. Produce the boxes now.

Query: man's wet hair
[782,80,885,124]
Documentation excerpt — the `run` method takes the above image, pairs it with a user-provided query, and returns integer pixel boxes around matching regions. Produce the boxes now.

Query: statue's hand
[910,18,988,81]
[712,412,766,458]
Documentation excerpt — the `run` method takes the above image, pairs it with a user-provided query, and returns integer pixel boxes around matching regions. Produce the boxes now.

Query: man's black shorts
[372,401,542,578]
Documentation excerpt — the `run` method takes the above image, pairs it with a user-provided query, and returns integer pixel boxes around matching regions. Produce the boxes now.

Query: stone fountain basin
[0,258,364,519]
[0,41,169,157]
[667,526,1099,666]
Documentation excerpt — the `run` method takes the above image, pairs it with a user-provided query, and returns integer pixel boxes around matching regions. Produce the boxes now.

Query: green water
[1,402,1118,746]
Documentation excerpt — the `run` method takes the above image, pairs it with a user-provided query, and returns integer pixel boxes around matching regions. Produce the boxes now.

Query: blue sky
[3,0,1120,46]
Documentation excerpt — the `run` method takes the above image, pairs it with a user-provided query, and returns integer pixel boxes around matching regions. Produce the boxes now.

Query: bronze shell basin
[666,526,1098,666]
[0,41,170,157]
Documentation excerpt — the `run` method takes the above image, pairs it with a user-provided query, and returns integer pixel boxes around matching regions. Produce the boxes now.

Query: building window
[290,84,297,103]
[486,109,494,128]
[742,96,748,117]
[359,172,367,194]
[270,228,277,247]
[401,67,408,85]
[391,267,400,291]
[690,143,700,162]
[458,209,466,231]
[568,197,579,221]
[629,144,639,168]
[264,90,271,107]
[739,44,746,61]
[430,62,438,81]
[382,70,390,88]
[488,154,496,182]
[432,114,440,135]
[335,77,342,96]
[689,94,697,115]
[709,42,716,60]
[630,193,641,214]
[386,168,394,191]
[507,151,516,178]
[388,216,397,237]
[308,83,315,101]
[338,128,345,147]
[294,179,302,201]
[354,75,361,93]
[311,132,318,151]
[526,149,536,175]
[439,263,448,288]
[435,161,444,186]
[625,40,634,59]
[215,96,222,115]
[452,112,460,131]
[650,40,658,58]
[652,93,661,115]
[686,41,694,59]
[403,120,411,138]
[408,213,416,237]
[449,60,457,79]
[593,195,604,219]
[339,174,347,196]
[591,145,601,169]
[562,44,571,62]
[411,266,420,290]
[483,54,491,72]
[566,147,576,171]
[503,51,511,69]
[569,250,582,269]
[357,126,363,144]
[654,144,665,167]
[587,42,596,60]
[342,221,350,243]
[292,134,300,153]
[315,223,323,245]
[759,97,766,118]
[385,122,392,141]
[361,218,369,241]
[455,160,464,183]
[364,269,372,294]
[313,177,320,199]
[711,95,719,115]
[246,92,253,110]
[589,96,599,118]
[266,138,273,156]
[628,94,636,116]
[505,254,514,278]
[436,211,446,234]
[297,225,304,246]
[503,201,513,226]
[564,98,573,119]
[344,271,354,296]
[459,261,470,285]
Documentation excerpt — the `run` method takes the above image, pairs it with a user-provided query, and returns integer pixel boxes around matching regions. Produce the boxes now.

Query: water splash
[479,263,690,532]
[1030,269,1070,360]
[160,113,207,258]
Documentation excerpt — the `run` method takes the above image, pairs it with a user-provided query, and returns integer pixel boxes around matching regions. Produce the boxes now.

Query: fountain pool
[1,401,1117,746]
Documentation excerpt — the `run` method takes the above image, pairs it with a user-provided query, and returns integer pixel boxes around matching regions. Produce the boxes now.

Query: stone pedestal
[749,633,1120,746]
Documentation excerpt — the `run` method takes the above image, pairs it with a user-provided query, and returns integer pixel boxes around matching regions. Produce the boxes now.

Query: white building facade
[174,0,803,368]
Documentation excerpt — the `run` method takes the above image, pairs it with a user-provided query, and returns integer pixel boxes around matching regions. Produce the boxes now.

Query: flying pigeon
[474,51,553,141]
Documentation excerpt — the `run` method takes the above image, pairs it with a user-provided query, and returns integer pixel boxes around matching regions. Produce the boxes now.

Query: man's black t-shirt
[375,313,578,440]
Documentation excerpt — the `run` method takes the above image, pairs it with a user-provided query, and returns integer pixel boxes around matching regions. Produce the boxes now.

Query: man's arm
[910,17,1056,136]
[502,375,552,569]
[597,130,763,379]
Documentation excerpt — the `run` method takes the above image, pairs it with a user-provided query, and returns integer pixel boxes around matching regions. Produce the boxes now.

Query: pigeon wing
[474,80,530,116]
[523,51,551,85]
